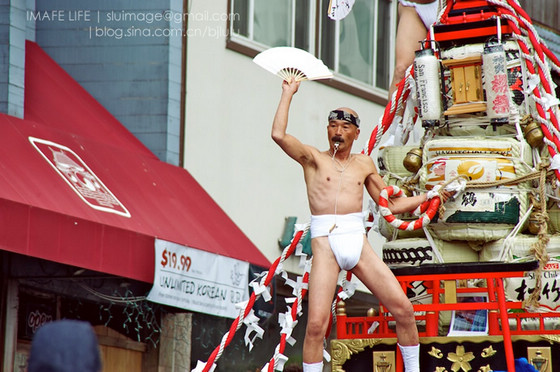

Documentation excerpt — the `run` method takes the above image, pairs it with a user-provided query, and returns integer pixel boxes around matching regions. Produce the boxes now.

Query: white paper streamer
[250,280,272,302]
[323,349,332,362]
[275,353,289,371]
[290,223,312,269]
[337,277,357,300]
[274,262,284,276]
[278,309,297,334]
[426,184,442,200]
[242,309,265,351]
[541,92,560,111]
[192,360,216,372]
[551,154,560,170]
[367,321,380,334]
[526,73,541,93]
[282,271,308,296]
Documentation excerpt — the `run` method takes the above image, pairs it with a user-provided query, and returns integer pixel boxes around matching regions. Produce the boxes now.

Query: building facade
[1,0,560,371]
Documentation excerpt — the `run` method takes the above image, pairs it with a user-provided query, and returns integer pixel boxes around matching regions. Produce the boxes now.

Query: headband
[328,110,360,127]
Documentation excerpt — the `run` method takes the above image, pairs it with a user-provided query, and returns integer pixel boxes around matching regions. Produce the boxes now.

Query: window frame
[225,0,397,106]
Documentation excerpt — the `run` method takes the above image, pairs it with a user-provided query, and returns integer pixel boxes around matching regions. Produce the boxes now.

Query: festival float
[194,1,560,371]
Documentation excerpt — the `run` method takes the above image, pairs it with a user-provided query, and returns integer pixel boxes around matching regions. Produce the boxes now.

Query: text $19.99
[161,249,192,272]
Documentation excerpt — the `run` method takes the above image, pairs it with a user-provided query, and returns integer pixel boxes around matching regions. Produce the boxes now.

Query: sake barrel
[377,145,417,177]
[481,234,560,312]
[420,136,533,191]
[419,137,533,241]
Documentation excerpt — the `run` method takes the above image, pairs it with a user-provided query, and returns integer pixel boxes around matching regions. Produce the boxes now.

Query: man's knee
[305,317,328,339]
[393,300,415,323]
[393,62,411,82]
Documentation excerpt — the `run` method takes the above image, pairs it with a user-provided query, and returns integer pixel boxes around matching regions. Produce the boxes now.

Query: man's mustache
[331,136,344,143]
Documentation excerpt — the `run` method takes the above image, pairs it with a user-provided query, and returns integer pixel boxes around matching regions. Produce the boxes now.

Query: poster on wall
[147,239,249,319]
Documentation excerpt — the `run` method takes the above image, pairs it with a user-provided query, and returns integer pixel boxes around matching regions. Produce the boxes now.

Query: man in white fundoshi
[271,78,452,372]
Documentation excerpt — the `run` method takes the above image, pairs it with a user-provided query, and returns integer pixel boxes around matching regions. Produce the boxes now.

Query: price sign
[160,248,192,273]
[147,239,250,318]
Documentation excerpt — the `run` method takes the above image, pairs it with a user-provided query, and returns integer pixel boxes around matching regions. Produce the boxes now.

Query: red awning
[0,41,270,283]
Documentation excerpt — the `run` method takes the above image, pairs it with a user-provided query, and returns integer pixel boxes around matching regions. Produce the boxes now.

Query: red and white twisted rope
[378,185,441,231]
[491,0,560,181]
[194,229,305,372]
[364,65,415,156]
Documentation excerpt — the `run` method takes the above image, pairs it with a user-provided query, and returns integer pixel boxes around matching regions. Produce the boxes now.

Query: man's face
[327,119,359,149]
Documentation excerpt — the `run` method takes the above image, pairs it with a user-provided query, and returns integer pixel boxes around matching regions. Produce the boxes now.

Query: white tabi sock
[302,361,323,372]
[398,343,420,372]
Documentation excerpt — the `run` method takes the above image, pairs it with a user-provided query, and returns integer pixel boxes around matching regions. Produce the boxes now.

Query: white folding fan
[328,0,355,21]
[253,47,333,82]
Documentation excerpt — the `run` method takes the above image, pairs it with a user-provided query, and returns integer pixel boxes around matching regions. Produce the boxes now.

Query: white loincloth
[310,213,366,270]
[399,0,439,29]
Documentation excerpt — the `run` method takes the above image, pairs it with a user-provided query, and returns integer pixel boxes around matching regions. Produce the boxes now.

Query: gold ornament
[375,353,392,372]
[481,345,497,358]
[524,121,544,148]
[447,345,475,372]
[530,350,548,372]
[336,300,346,316]
[403,148,423,173]
[367,307,377,317]
[429,346,444,359]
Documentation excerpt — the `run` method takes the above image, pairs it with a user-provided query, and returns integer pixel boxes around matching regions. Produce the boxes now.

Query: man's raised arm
[271,79,312,164]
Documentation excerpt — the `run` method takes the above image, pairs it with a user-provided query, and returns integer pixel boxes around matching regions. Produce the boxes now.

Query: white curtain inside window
[338,0,374,85]
[253,0,293,47]
[375,0,391,89]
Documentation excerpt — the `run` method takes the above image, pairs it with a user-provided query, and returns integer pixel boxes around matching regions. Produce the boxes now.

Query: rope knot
[537,159,551,171]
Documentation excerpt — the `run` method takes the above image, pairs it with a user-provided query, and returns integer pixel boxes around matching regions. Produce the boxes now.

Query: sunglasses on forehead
[328,110,360,127]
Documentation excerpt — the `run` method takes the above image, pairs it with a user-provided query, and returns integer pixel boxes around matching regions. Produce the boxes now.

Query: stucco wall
[184,0,389,274]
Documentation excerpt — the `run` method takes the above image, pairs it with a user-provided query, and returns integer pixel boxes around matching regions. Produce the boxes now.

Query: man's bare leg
[352,237,420,371]
[303,237,340,370]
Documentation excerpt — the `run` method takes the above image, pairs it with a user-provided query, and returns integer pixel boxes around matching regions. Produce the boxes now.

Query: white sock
[398,343,420,372]
[302,361,323,372]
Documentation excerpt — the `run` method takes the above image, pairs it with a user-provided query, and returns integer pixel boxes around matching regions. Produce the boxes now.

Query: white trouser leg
[398,343,420,372]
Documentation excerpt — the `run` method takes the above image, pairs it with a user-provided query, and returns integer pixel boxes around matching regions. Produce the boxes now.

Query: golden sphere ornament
[403,148,423,173]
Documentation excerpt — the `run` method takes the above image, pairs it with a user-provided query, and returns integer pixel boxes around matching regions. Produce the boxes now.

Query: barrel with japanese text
[480,235,560,315]
[418,136,534,242]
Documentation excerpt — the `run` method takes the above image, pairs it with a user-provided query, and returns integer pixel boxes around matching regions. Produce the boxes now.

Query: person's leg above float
[388,2,429,99]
